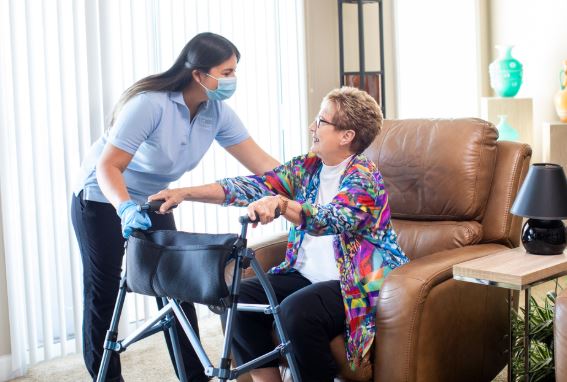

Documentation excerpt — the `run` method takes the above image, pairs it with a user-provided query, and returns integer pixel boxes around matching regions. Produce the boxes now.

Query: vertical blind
[0,0,307,377]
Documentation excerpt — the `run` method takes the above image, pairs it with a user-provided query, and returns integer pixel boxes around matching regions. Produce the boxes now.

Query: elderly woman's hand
[247,196,280,228]
[148,189,185,214]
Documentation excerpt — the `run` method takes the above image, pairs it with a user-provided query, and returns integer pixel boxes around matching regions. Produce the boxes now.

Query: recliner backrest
[364,118,531,259]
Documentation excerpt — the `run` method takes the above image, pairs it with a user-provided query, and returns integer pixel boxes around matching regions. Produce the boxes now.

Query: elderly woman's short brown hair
[324,86,383,153]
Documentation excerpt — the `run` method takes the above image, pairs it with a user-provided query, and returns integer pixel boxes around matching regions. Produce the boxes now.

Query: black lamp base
[521,219,567,255]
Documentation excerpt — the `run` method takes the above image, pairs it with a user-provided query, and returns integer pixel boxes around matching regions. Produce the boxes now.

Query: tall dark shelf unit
[338,0,386,117]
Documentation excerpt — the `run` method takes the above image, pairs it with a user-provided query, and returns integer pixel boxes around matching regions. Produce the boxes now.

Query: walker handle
[239,207,281,225]
[138,199,177,213]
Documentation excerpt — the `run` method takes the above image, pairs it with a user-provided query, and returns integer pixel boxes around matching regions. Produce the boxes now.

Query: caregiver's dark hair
[109,32,240,126]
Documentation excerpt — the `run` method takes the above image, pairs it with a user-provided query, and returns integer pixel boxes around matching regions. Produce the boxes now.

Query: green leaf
[511,292,556,381]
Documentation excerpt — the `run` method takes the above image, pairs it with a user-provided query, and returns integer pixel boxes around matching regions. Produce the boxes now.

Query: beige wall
[488,0,567,161]
[0,193,11,356]
[304,0,340,123]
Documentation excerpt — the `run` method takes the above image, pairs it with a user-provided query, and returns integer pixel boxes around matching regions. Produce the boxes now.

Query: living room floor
[12,276,565,382]
[6,312,508,382]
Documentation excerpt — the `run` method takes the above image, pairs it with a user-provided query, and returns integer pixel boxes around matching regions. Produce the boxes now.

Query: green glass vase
[496,115,519,141]
[489,45,523,97]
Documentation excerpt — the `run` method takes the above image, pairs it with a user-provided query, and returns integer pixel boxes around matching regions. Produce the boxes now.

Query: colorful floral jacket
[218,152,408,367]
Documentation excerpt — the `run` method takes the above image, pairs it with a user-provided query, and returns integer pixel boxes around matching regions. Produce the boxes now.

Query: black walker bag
[126,230,239,305]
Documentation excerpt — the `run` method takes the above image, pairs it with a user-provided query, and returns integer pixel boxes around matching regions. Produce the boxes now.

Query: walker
[96,201,301,381]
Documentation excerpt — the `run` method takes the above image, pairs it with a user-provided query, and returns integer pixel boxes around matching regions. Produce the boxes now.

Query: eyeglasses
[314,116,336,129]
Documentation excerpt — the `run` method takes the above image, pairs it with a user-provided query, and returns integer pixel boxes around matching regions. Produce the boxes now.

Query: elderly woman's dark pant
[71,193,208,382]
[226,272,345,382]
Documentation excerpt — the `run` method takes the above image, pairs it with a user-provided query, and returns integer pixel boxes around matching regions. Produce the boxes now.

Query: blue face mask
[199,73,237,101]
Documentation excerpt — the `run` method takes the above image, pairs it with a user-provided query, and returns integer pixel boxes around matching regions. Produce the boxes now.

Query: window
[0,0,307,375]
[394,0,481,118]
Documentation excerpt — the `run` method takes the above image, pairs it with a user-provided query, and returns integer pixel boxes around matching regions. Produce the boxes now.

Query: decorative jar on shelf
[554,60,567,122]
[489,45,523,97]
[496,115,519,142]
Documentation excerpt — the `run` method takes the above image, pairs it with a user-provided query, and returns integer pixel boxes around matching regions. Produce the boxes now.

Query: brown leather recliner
[555,288,567,382]
[244,118,532,382]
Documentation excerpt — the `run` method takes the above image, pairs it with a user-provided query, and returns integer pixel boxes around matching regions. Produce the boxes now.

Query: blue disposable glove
[117,200,152,239]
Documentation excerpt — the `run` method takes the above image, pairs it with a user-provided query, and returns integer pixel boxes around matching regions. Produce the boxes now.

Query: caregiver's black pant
[71,192,208,382]
[224,272,345,382]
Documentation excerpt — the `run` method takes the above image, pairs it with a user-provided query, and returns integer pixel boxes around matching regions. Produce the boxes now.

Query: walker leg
[249,258,302,382]
[165,298,188,382]
[96,276,128,382]
[218,252,245,381]
[157,297,188,382]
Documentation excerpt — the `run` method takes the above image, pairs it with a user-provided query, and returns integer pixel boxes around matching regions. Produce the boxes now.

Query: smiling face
[309,99,356,165]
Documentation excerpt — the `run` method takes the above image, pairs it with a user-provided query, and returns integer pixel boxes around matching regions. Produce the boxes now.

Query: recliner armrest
[245,232,288,278]
[374,243,511,382]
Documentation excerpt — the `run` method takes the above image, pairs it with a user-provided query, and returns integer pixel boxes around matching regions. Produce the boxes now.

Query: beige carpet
[9,315,233,382]
[14,259,563,381]
[8,310,507,382]
[9,304,535,382]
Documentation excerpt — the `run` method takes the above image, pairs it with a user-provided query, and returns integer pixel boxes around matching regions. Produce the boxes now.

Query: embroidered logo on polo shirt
[198,116,214,130]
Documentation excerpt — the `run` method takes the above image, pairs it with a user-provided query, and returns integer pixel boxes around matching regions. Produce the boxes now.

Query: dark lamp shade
[510,163,567,219]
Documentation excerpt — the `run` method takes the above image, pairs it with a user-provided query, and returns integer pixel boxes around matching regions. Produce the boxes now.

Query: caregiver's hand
[148,189,185,214]
[117,200,152,238]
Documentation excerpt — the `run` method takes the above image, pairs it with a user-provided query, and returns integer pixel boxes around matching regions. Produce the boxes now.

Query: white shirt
[295,155,352,283]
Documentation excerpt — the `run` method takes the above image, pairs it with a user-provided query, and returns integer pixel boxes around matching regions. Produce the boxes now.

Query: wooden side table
[453,247,567,382]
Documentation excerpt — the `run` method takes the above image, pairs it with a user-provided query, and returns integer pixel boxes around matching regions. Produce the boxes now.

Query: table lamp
[510,163,567,255]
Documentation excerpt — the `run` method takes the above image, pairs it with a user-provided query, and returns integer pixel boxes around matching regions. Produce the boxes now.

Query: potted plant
[511,291,557,382]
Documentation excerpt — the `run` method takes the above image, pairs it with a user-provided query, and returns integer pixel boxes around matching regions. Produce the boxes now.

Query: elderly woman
[149,86,408,382]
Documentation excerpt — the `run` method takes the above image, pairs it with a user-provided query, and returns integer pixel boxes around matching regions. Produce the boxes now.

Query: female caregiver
[70,32,279,382]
